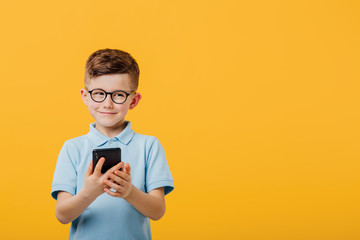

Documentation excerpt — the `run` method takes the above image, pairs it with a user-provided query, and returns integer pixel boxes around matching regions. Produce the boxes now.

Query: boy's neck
[95,121,127,138]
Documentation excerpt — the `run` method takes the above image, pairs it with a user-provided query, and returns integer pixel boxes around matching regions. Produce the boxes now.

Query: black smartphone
[92,148,122,174]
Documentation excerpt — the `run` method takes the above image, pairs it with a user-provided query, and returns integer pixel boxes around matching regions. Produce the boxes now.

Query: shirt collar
[87,121,135,147]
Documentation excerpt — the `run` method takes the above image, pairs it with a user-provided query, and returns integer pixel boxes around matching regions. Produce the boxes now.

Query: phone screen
[92,148,122,174]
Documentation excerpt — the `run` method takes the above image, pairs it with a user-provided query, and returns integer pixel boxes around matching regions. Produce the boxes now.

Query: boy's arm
[55,158,123,224]
[55,190,97,224]
[104,163,166,221]
[125,187,165,221]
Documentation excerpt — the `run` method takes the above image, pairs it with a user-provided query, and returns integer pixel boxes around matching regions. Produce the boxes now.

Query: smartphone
[92,148,122,174]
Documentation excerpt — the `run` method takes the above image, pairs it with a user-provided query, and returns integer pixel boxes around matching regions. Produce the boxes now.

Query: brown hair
[84,48,140,90]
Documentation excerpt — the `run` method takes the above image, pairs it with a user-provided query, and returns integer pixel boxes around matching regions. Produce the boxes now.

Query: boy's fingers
[94,157,105,175]
[85,161,93,177]
[125,162,131,174]
[106,162,124,176]
[104,187,122,198]
[114,170,131,181]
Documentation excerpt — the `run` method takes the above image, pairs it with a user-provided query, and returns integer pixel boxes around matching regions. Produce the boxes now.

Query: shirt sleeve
[51,141,78,200]
[145,137,174,195]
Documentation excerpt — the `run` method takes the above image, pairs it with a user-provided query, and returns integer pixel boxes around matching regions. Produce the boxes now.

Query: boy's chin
[96,119,125,129]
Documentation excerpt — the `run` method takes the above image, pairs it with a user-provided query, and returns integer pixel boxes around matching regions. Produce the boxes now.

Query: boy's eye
[113,92,126,97]
[93,91,105,96]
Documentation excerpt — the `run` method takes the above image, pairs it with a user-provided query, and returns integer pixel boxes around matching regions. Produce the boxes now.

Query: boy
[51,48,174,240]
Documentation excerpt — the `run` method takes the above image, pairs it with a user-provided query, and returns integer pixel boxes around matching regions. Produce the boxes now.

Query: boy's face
[81,74,141,133]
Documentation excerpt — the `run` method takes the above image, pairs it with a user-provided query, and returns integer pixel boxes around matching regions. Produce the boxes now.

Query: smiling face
[81,73,141,137]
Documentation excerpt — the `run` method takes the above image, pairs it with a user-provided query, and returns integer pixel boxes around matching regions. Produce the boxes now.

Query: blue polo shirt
[51,122,174,240]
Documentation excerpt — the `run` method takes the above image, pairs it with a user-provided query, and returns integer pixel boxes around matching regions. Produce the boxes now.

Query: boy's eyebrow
[86,88,136,93]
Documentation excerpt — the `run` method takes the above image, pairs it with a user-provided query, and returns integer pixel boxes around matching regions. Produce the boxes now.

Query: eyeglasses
[87,88,136,104]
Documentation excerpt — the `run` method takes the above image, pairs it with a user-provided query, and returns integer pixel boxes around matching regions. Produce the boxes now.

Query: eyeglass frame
[86,88,136,104]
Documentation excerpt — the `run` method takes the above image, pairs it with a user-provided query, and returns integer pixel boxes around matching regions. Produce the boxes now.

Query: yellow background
[0,0,359,239]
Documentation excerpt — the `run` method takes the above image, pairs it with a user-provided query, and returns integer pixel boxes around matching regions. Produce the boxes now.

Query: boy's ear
[129,92,142,110]
[80,88,89,106]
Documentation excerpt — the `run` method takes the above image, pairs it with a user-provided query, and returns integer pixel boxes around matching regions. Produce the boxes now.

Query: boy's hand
[104,162,133,199]
[81,157,124,199]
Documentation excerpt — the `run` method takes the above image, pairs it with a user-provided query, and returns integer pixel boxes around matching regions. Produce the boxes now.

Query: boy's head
[84,48,140,91]
[81,48,142,136]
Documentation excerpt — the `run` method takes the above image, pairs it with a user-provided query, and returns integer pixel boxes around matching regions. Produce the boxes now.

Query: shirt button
[109,139,113,144]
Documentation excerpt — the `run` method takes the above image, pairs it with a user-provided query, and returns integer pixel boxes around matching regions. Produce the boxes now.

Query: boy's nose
[103,95,114,107]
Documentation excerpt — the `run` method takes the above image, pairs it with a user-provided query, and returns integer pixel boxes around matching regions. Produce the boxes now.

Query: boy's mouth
[99,112,116,115]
